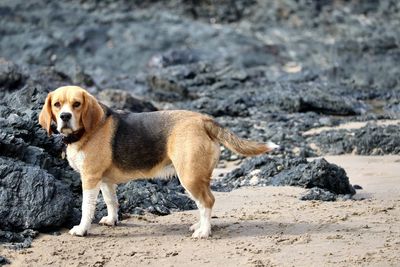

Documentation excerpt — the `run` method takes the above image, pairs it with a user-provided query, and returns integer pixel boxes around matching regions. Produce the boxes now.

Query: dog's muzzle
[60,112,72,122]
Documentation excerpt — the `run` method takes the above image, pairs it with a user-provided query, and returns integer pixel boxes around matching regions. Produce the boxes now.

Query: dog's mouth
[59,122,75,135]
[60,127,74,135]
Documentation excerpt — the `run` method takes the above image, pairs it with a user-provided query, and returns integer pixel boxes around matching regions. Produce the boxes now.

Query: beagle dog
[39,86,278,238]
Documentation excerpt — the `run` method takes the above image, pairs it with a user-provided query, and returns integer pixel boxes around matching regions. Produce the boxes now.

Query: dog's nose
[60,112,72,122]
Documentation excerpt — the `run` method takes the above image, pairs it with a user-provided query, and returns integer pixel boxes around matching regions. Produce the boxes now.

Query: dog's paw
[99,216,118,226]
[69,225,88,236]
[191,226,211,239]
[189,222,200,232]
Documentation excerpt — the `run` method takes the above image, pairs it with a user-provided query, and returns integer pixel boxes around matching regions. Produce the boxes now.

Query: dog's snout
[60,112,72,122]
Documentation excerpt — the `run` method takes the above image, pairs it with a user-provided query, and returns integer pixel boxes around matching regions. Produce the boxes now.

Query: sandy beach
[2,155,399,267]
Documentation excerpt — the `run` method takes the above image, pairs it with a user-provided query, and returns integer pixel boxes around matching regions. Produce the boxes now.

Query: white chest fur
[67,145,85,173]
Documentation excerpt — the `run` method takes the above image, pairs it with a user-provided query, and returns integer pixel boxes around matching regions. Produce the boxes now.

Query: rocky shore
[1,0,399,256]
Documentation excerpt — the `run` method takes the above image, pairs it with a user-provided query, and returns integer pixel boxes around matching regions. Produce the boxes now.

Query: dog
[39,86,278,238]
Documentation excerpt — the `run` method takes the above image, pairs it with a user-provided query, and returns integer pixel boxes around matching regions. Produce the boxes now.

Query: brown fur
[204,119,271,156]
[39,86,276,237]
[38,92,54,135]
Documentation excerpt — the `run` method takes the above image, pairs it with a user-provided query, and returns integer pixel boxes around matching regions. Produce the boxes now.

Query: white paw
[189,222,200,232]
[69,225,88,236]
[192,225,211,239]
[99,216,118,226]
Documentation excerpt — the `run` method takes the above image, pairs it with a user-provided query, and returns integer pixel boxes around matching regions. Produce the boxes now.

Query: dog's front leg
[69,178,100,236]
[99,182,119,226]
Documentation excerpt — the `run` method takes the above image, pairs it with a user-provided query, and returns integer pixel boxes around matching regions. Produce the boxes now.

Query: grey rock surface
[213,156,355,198]
[0,255,11,265]
[97,89,157,113]
[118,177,196,216]
[307,124,400,155]
[0,229,38,250]
[0,158,73,231]
[299,187,338,201]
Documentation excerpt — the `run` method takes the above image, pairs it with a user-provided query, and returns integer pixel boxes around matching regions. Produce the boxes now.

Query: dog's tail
[204,119,279,156]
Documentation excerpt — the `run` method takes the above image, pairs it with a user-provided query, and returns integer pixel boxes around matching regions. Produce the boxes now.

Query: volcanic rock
[0,229,38,250]
[0,255,10,265]
[118,177,196,216]
[299,187,337,201]
[97,89,157,113]
[0,158,73,231]
[213,156,355,198]
[308,124,400,155]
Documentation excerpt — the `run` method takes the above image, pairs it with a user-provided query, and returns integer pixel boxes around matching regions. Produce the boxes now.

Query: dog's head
[39,86,104,136]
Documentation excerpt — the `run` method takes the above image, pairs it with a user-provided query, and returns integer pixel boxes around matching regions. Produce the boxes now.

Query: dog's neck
[62,128,86,145]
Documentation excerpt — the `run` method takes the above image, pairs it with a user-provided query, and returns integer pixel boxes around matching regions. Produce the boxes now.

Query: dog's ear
[81,91,104,133]
[39,92,54,135]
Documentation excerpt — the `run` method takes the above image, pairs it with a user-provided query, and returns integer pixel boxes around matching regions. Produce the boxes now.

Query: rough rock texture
[0,230,38,250]
[118,177,196,216]
[299,187,338,201]
[213,156,355,198]
[0,255,11,265]
[97,89,157,113]
[307,124,400,155]
[0,158,73,231]
[0,59,25,92]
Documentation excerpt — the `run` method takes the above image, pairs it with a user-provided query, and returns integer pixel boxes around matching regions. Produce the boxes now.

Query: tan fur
[74,116,114,190]
[39,86,110,189]
[39,86,276,238]
[81,91,104,135]
[38,92,54,135]
[204,119,271,156]
[167,116,219,209]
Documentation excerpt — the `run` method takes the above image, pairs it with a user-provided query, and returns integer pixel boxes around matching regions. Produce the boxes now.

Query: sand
[2,154,399,267]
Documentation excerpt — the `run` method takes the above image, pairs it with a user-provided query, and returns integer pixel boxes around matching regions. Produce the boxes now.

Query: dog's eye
[54,102,61,108]
[73,102,81,108]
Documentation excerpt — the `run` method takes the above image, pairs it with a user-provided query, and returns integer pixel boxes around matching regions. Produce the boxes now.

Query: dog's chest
[66,145,85,173]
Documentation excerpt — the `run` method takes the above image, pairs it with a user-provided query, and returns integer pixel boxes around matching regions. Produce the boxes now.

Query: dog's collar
[62,128,85,144]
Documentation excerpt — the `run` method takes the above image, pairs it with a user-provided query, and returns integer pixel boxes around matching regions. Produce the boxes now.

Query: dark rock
[70,67,96,88]
[353,184,363,190]
[308,124,400,155]
[0,112,81,192]
[384,101,400,118]
[213,156,355,198]
[273,158,355,194]
[182,0,256,23]
[0,59,25,93]
[353,124,400,155]
[97,89,157,113]
[148,49,200,68]
[0,158,74,231]
[178,78,365,117]
[300,187,337,201]
[118,177,196,216]
[147,66,191,102]
[0,255,10,265]
[0,229,38,250]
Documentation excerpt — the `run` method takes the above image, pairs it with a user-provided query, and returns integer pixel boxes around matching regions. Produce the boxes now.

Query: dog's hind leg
[170,138,219,238]
[178,171,215,238]
[99,182,119,226]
